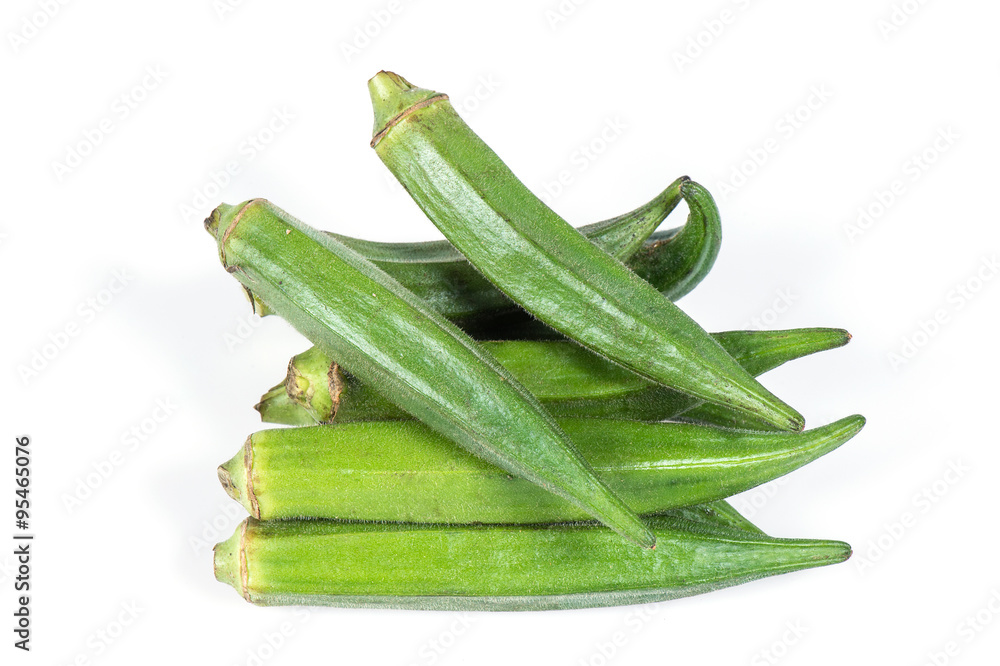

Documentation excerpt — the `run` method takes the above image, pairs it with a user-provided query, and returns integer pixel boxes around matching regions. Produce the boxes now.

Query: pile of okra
[208,71,863,611]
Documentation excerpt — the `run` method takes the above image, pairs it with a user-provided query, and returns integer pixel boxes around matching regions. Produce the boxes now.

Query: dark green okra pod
[368,71,802,431]
[213,516,851,610]
[327,175,689,332]
[466,178,723,339]
[206,198,653,547]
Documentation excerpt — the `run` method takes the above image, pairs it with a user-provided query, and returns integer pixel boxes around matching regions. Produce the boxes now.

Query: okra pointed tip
[601,510,656,550]
[783,538,852,569]
[826,328,852,348]
[822,540,852,564]
[840,413,866,435]
[790,414,865,462]
[213,522,245,597]
[778,407,806,432]
[810,414,866,447]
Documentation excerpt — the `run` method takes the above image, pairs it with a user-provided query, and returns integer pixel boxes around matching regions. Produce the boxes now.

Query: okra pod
[368,71,802,431]
[629,180,721,301]
[206,198,654,547]
[323,174,723,339]
[213,516,850,610]
[218,416,864,523]
[328,175,688,330]
[257,328,850,426]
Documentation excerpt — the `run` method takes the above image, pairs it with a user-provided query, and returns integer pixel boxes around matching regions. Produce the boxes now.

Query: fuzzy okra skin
[206,199,654,548]
[257,328,851,426]
[218,415,864,523]
[213,515,850,610]
[368,71,802,432]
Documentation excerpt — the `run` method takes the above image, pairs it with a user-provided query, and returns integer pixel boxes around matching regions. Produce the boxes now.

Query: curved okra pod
[325,175,699,334]
[213,515,851,610]
[206,199,654,548]
[461,177,723,339]
[256,328,850,426]
[368,71,802,431]
[629,180,721,301]
[331,174,687,270]
[218,415,864,523]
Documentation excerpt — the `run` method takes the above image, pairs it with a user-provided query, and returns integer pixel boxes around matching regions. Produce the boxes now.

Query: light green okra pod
[368,71,802,431]
[213,516,851,610]
[219,416,863,523]
[206,198,654,547]
[256,328,850,426]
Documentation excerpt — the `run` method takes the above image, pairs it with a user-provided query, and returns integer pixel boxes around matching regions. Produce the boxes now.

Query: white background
[4,1,999,664]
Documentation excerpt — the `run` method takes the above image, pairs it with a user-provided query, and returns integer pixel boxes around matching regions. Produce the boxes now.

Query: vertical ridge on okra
[367,71,804,432]
[205,198,655,548]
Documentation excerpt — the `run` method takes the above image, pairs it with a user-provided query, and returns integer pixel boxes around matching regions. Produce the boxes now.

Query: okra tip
[217,441,256,517]
[756,398,806,433]
[204,203,233,237]
[819,328,852,349]
[368,70,446,145]
[812,539,852,564]
[213,522,246,599]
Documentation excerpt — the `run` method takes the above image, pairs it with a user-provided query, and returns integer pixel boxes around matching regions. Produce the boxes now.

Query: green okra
[368,71,802,431]
[218,415,864,523]
[206,198,654,547]
[556,327,853,425]
[213,515,851,610]
[327,175,689,332]
[463,178,723,340]
[630,180,721,301]
[257,328,850,426]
